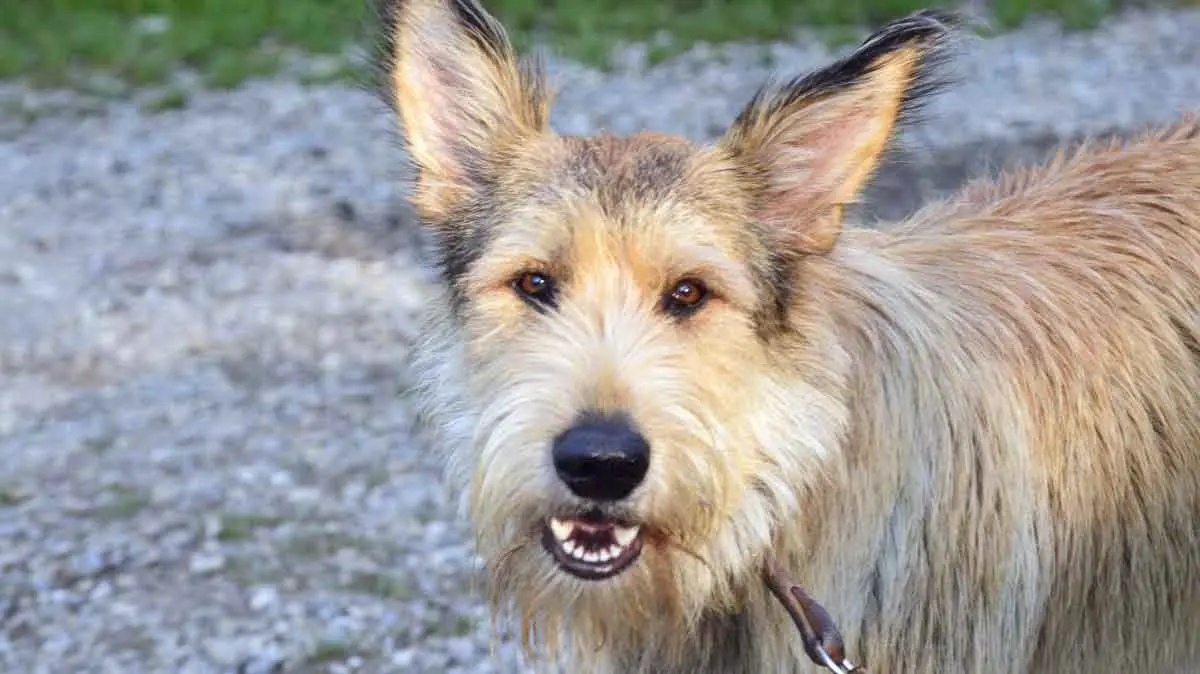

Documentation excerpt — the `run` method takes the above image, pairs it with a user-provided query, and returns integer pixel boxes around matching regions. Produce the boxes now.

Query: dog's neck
[606,599,806,674]
[761,223,1035,671]
[732,227,998,670]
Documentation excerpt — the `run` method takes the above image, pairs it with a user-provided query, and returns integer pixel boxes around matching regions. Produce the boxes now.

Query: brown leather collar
[763,553,867,673]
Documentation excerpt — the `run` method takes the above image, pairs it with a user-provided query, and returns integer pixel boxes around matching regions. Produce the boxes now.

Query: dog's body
[378,1,1200,671]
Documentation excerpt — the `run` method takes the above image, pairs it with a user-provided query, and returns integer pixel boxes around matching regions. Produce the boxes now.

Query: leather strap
[763,553,868,673]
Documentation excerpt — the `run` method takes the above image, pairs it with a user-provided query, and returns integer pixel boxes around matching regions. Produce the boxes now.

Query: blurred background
[1,1,1198,673]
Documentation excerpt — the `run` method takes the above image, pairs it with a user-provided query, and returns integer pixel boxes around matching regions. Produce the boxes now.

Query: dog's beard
[464,399,779,669]
[481,529,742,670]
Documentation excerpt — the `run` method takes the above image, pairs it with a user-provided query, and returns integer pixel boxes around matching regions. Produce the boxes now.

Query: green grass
[0,485,30,507]
[492,0,1131,65]
[91,485,149,520]
[340,570,415,599]
[0,0,369,90]
[306,639,358,664]
[216,512,285,541]
[0,0,1183,92]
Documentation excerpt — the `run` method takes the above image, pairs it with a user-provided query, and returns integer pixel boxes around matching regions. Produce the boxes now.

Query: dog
[377,0,1200,671]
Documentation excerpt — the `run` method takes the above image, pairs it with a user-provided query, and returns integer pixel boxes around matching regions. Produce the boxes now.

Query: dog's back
[825,118,1200,673]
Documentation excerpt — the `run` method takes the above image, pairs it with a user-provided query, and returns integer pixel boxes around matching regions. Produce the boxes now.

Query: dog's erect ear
[376,0,551,219]
[721,10,956,255]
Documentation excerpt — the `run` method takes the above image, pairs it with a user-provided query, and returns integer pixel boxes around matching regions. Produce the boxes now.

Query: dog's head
[381,0,953,657]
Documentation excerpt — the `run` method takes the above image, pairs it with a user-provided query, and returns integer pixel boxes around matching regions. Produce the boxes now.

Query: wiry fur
[379,1,1200,672]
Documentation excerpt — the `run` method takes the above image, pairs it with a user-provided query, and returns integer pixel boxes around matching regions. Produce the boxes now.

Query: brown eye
[513,271,556,308]
[664,278,708,316]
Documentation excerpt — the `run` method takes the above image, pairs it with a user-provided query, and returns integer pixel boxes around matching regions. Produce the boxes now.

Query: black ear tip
[911,8,963,27]
[914,8,968,42]
[860,7,962,52]
[450,0,510,44]
[904,7,963,31]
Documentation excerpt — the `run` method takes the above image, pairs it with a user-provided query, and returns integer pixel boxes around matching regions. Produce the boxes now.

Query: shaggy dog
[377,0,1200,671]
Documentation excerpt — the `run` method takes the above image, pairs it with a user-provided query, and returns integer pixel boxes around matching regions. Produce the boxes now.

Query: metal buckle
[813,642,861,674]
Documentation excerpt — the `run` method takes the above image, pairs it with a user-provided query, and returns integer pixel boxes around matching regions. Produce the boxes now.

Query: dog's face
[382,0,952,652]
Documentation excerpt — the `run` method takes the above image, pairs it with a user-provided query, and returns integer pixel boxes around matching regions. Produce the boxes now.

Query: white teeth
[614,525,640,547]
[550,518,642,566]
[549,517,573,542]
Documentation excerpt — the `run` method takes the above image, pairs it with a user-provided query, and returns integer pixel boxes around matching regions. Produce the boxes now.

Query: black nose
[552,414,651,502]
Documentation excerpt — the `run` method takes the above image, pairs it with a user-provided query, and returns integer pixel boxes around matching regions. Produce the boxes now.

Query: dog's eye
[513,271,556,307]
[663,278,708,317]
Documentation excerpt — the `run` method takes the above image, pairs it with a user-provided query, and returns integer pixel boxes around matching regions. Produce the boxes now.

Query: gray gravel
[2,6,1199,673]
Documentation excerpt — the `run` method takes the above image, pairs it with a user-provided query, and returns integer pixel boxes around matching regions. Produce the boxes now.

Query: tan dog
[378,0,1200,671]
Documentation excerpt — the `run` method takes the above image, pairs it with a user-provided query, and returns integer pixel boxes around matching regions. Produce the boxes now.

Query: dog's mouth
[541,512,644,581]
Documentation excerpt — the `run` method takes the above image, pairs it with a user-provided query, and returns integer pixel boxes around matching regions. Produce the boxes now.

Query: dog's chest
[611,610,804,674]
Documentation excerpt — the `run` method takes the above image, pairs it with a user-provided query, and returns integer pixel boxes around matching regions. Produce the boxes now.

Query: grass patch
[0,0,1184,91]
[82,432,118,455]
[217,513,285,541]
[306,639,357,664]
[500,0,1190,64]
[0,0,368,90]
[341,570,414,599]
[419,612,479,638]
[283,530,372,559]
[451,614,476,636]
[92,485,149,520]
[145,86,189,111]
[0,485,31,507]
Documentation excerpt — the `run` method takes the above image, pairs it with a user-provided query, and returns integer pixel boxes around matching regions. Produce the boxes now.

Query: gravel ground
[2,7,1199,673]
